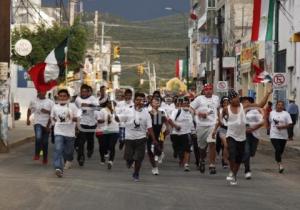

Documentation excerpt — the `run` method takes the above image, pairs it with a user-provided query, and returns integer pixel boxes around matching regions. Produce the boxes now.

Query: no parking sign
[273,73,287,90]
[216,81,228,92]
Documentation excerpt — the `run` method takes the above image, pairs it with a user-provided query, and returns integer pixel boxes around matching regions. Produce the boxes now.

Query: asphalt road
[0,140,300,210]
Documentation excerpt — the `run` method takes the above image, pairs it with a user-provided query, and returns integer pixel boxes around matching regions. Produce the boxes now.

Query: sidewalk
[260,126,300,153]
[7,120,34,149]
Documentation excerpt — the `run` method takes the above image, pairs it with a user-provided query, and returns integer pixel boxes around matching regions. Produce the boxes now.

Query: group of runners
[26,83,293,185]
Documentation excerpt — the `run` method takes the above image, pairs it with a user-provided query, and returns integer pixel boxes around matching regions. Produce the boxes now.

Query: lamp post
[164,7,190,90]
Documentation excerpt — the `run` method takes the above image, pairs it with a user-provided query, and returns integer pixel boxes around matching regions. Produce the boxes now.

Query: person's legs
[53,135,64,171]
[63,137,75,162]
[192,134,200,166]
[271,139,282,163]
[41,127,49,163]
[133,138,146,180]
[86,125,96,158]
[98,135,106,163]
[77,127,87,166]
[243,134,251,173]
[279,139,287,160]
[108,133,119,162]
[33,124,43,159]
[147,138,156,168]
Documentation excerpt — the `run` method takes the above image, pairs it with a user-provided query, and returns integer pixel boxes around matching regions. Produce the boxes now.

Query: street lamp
[164,6,190,90]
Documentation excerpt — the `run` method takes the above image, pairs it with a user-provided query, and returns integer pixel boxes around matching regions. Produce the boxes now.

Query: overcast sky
[42,0,189,21]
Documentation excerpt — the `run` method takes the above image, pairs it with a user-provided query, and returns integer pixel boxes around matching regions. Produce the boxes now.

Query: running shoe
[132,173,139,182]
[42,159,48,165]
[64,161,72,170]
[152,167,159,175]
[184,164,190,172]
[245,172,252,180]
[158,152,165,164]
[279,165,284,174]
[107,161,113,170]
[209,165,217,175]
[230,177,238,186]
[55,169,63,178]
[199,161,205,173]
[226,172,234,181]
[78,156,85,166]
[33,155,40,161]
[222,159,229,169]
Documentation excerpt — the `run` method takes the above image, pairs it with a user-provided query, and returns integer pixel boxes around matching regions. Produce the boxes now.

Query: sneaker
[226,172,234,181]
[222,160,229,169]
[209,165,217,175]
[279,165,284,174]
[199,161,205,173]
[152,167,159,175]
[64,161,72,170]
[42,159,48,165]
[132,173,139,182]
[184,164,190,172]
[104,153,109,158]
[230,177,238,186]
[55,169,63,178]
[78,156,85,166]
[33,155,40,161]
[107,161,113,170]
[245,172,252,180]
[158,152,165,164]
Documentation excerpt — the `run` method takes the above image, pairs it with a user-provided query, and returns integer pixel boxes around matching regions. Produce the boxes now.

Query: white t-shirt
[115,100,134,127]
[269,110,292,140]
[160,102,176,118]
[170,108,193,135]
[75,96,98,126]
[95,108,119,134]
[190,95,219,127]
[51,103,79,137]
[118,106,152,140]
[29,98,54,127]
[246,109,264,139]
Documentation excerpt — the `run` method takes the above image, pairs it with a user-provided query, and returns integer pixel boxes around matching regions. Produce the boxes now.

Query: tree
[11,20,87,73]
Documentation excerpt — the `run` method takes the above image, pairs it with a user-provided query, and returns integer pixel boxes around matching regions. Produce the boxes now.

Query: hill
[83,12,189,92]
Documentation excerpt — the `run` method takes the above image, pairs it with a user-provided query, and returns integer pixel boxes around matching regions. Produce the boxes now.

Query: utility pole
[274,0,280,72]
[0,0,11,152]
[217,10,224,81]
[186,45,190,90]
[69,0,78,26]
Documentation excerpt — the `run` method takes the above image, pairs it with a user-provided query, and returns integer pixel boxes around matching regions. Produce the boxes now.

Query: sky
[42,0,190,21]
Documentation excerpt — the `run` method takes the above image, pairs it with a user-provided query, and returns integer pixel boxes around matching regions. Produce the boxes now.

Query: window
[208,0,216,8]
[277,50,286,73]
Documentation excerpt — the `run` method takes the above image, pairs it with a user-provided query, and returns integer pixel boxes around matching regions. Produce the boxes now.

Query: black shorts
[124,138,147,162]
[173,134,191,153]
[227,137,246,164]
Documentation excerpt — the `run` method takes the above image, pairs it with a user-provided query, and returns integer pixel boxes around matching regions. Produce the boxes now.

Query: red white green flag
[251,0,275,41]
[175,59,187,80]
[28,38,68,92]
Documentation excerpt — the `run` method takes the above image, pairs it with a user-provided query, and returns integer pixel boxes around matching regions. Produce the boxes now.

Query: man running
[51,89,79,177]
[75,84,98,166]
[190,84,219,174]
[27,91,54,164]
[118,92,158,181]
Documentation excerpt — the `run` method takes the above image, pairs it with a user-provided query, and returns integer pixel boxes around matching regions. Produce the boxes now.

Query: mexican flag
[252,64,273,83]
[251,0,275,41]
[175,59,188,80]
[28,38,68,92]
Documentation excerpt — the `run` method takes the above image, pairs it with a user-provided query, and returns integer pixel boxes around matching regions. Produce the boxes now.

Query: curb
[8,136,35,149]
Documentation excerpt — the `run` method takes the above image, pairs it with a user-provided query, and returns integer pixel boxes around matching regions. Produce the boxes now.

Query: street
[0,141,300,210]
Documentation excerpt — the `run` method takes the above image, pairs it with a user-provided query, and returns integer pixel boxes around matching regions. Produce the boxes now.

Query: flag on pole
[28,38,68,92]
[252,64,273,83]
[251,0,275,41]
[175,59,187,80]
[190,2,198,20]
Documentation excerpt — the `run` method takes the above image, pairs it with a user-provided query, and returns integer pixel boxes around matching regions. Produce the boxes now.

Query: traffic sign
[273,73,287,89]
[15,39,32,56]
[216,81,228,92]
